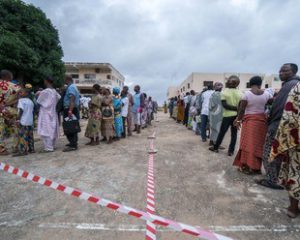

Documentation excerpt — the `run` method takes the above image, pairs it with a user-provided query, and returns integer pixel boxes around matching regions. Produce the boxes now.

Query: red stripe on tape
[4,165,9,171]
[32,176,40,182]
[88,196,99,203]
[107,203,120,210]
[57,184,66,191]
[44,180,52,186]
[128,211,142,218]
[12,168,18,174]
[71,190,81,197]
[147,225,156,235]
[22,171,29,178]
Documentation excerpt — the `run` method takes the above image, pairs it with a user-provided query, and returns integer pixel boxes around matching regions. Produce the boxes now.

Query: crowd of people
[168,63,300,218]
[0,70,158,155]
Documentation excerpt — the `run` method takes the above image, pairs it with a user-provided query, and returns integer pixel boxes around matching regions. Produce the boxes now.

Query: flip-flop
[255,179,284,190]
[0,150,9,156]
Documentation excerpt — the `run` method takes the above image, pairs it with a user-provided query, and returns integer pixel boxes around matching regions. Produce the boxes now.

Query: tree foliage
[0,0,65,87]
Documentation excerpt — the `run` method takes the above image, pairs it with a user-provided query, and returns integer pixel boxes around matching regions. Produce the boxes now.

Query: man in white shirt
[121,90,129,138]
[200,85,214,142]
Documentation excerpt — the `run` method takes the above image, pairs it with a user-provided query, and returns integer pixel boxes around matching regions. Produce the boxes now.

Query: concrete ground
[0,112,299,240]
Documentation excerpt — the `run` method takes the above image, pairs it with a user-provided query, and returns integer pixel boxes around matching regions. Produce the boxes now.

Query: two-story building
[65,62,125,95]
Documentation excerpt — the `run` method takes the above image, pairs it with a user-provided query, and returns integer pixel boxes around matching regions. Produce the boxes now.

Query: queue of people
[0,71,158,155]
[168,63,300,218]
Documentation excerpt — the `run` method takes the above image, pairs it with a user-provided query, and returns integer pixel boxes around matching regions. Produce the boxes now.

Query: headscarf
[214,82,223,91]
[113,87,120,95]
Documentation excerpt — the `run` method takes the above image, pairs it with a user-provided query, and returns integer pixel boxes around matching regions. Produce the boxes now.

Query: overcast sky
[24,0,300,103]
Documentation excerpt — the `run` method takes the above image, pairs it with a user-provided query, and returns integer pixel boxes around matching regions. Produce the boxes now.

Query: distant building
[167,72,281,99]
[65,62,125,95]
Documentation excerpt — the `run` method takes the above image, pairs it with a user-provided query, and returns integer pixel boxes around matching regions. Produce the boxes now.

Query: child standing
[13,88,35,156]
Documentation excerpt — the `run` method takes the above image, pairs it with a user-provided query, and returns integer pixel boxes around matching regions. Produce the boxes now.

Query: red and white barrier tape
[146,133,156,240]
[0,162,233,240]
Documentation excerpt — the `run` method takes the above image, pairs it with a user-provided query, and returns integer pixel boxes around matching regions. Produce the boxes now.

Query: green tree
[0,0,65,87]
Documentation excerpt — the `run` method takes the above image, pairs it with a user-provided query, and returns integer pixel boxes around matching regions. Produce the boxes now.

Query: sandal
[0,150,9,156]
[255,179,284,190]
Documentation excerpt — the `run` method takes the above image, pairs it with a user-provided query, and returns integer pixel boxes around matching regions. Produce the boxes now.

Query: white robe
[37,88,61,140]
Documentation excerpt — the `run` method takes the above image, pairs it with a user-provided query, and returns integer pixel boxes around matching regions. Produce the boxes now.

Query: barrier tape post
[0,162,233,240]
[146,132,156,240]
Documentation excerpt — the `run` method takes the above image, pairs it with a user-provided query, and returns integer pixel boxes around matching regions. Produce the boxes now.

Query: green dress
[84,94,102,139]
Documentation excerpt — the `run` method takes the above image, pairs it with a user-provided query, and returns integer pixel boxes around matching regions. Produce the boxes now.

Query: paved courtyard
[0,112,299,240]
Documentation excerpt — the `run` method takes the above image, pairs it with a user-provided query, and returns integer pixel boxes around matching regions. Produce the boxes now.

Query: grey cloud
[24,0,300,103]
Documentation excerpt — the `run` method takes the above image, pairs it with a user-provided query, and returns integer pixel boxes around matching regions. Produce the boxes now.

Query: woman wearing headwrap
[269,82,300,218]
[209,82,223,146]
[101,88,114,144]
[84,84,102,145]
[233,76,272,174]
[112,87,123,140]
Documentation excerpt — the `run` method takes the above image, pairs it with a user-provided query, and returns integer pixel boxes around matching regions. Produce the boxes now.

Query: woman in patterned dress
[85,84,102,145]
[101,88,114,144]
[112,87,123,140]
[270,82,300,218]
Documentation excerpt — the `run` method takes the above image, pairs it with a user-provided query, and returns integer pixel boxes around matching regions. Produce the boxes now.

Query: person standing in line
[101,88,114,144]
[0,70,20,155]
[147,96,154,125]
[269,82,300,218]
[84,84,102,146]
[163,101,168,114]
[112,87,123,140]
[177,96,185,123]
[200,85,214,142]
[168,98,174,118]
[80,96,90,119]
[132,85,144,134]
[233,76,272,174]
[13,88,35,156]
[209,76,242,156]
[183,92,191,127]
[121,90,129,138]
[256,63,300,189]
[172,96,178,120]
[141,93,148,128]
[63,75,80,152]
[195,88,207,135]
[187,90,197,129]
[37,76,61,152]
[208,82,224,146]
[123,86,133,136]
[153,100,159,121]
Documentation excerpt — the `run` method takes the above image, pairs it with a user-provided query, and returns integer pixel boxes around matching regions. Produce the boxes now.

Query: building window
[183,86,185,91]
[84,74,96,79]
[71,74,79,79]
[187,83,190,89]
[265,84,269,88]
[107,75,111,79]
[203,81,213,88]
[246,82,250,88]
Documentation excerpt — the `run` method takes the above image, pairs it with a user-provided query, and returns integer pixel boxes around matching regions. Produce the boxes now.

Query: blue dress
[113,96,123,137]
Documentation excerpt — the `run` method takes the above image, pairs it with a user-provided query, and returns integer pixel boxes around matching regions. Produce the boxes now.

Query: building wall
[65,63,125,95]
[168,72,280,99]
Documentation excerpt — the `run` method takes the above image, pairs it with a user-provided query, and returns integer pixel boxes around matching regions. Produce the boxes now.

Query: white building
[65,62,125,95]
[167,72,281,99]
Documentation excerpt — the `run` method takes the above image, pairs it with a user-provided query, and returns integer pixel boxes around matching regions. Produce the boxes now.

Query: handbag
[63,119,81,135]
[102,107,113,118]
